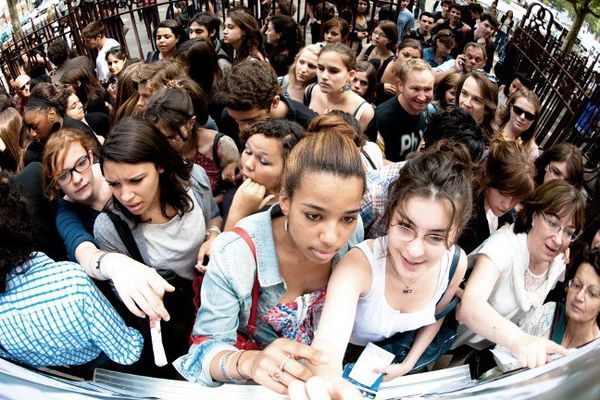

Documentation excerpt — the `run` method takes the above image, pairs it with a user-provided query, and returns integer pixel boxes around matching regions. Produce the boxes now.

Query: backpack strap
[212,132,225,168]
[550,303,567,345]
[104,209,144,264]
[361,148,377,170]
[434,245,462,320]
[232,227,260,337]
[304,83,317,107]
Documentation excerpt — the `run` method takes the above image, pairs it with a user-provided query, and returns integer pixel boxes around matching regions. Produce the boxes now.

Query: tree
[562,0,600,52]
[6,0,22,39]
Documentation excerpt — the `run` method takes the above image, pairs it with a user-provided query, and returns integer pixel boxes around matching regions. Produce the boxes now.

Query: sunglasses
[512,104,536,121]
[19,81,30,91]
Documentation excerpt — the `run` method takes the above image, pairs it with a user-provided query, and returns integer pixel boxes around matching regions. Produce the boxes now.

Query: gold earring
[284,217,288,232]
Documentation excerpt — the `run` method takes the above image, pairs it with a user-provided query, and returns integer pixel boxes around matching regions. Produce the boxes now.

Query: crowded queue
[1,1,599,399]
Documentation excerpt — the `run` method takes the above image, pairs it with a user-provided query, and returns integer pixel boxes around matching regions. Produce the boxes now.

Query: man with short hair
[434,0,452,22]
[81,21,120,81]
[396,0,415,43]
[406,12,435,48]
[47,38,94,83]
[365,59,435,162]
[433,42,488,81]
[131,60,185,112]
[188,12,232,74]
[434,2,470,49]
[215,60,317,144]
[457,12,500,71]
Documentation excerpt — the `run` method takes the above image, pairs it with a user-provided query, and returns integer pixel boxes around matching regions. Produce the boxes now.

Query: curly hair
[0,176,34,293]
[215,60,280,111]
[100,118,194,224]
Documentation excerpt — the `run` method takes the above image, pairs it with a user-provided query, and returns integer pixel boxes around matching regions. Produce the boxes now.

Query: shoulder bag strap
[434,245,462,320]
[550,303,567,344]
[232,227,260,337]
[304,83,316,106]
[212,132,225,168]
[104,209,145,264]
[361,148,377,170]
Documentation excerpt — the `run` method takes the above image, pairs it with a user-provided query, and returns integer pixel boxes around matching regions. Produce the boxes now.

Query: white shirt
[96,38,120,81]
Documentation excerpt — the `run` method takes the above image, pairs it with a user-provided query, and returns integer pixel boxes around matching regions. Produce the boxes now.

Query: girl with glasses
[308,140,472,380]
[41,128,178,335]
[495,88,541,161]
[456,179,585,373]
[491,246,600,374]
[357,20,398,70]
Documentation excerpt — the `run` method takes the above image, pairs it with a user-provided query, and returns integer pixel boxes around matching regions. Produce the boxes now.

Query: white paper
[348,342,395,387]
[150,319,168,367]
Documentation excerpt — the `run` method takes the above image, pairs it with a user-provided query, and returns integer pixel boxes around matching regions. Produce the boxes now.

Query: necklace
[388,254,418,295]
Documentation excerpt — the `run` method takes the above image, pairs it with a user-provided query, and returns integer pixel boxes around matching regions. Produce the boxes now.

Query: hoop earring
[284,217,288,232]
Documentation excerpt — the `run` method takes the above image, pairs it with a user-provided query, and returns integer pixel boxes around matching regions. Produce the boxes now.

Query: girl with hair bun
[175,128,366,393]
[310,140,472,380]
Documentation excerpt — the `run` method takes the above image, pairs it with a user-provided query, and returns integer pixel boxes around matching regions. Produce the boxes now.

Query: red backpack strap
[232,227,260,337]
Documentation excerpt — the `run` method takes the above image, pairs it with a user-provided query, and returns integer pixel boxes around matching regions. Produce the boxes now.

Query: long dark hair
[174,38,222,96]
[268,15,303,55]
[227,8,264,62]
[100,118,193,223]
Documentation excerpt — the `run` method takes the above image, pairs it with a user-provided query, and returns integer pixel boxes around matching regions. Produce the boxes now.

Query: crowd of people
[1,1,599,399]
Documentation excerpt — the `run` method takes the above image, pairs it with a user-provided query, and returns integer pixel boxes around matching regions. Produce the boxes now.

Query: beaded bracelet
[219,352,246,384]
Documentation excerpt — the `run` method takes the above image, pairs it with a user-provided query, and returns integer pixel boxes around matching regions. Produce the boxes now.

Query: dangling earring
[342,82,351,92]
[284,217,288,232]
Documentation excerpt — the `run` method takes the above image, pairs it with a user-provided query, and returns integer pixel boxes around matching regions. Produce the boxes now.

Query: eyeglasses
[540,213,579,242]
[568,278,600,300]
[390,223,448,249]
[56,154,91,185]
[512,104,536,121]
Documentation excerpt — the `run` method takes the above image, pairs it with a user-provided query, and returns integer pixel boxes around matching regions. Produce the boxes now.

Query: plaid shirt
[361,161,406,238]
[0,253,143,367]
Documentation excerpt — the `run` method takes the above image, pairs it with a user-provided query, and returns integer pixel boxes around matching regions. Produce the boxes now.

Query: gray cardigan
[93,165,221,268]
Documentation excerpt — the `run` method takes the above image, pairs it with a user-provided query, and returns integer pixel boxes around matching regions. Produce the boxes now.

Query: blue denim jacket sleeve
[173,231,255,385]
[190,164,222,224]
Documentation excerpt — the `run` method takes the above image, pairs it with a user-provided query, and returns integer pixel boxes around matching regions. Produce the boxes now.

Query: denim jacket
[174,204,364,386]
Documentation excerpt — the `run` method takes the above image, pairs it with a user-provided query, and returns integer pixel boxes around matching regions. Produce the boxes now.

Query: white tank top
[350,237,453,346]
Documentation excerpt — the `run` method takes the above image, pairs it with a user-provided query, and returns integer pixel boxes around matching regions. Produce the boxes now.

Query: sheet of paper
[348,342,395,387]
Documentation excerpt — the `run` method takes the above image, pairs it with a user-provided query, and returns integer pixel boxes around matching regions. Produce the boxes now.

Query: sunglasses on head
[512,105,536,121]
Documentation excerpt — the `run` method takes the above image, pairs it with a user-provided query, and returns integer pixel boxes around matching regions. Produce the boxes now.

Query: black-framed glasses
[540,213,580,243]
[56,154,91,185]
[568,279,600,300]
[512,104,536,121]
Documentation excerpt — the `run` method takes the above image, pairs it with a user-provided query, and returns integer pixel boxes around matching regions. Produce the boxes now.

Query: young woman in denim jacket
[175,129,366,393]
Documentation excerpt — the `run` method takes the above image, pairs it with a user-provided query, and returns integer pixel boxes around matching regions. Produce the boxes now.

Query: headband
[27,97,59,110]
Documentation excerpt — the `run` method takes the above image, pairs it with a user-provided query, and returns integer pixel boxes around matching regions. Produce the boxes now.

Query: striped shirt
[0,253,143,367]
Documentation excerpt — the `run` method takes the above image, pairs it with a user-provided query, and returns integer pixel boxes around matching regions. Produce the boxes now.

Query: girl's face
[103,160,162,220]
[436,42,452,58]
[241,133,285,193]
[444,87,456,105]
[56,144,94,203]
[484,187,519,217]
[223,17,244,48]
[459,77,485,125]
[155,118,194,154]
[544,160,569,184]
[371,26,389,49]
[266,22,279,45]
[509,97,536,134]
[566,262,600,327]
[324,26,343,44]
[280,171,363,265]
[528,211,574,264]
[66,93,85,121]
[107,53,126,76]
[592,229,600,249]
[358,0,368,13]
[295,50,318,84]
[351,71,369,97]
[396,46,422,66]
[24,108,56,142]
[388,196,454,279]
[317,51,354,94]
[156,27,178,56]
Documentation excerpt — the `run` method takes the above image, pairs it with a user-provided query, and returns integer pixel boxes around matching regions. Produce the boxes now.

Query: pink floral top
[261,287,327,345]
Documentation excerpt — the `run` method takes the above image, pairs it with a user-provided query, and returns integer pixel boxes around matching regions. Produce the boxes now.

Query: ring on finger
[269,370,282,381]
[279,354,292,371]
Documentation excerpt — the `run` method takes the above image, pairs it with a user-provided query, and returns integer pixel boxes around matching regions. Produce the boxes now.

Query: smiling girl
[175,128,365,393]
[305,43,374,131]
[309,140,472,380]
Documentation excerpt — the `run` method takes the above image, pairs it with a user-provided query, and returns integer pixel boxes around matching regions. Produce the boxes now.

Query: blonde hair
[396,58,433,81]
[0,108,24,172]
[287,44,322,88]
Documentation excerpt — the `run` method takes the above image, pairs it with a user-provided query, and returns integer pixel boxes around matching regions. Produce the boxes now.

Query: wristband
[219,351,246,383]
[95,252,110,279]
[206,226,222,237]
